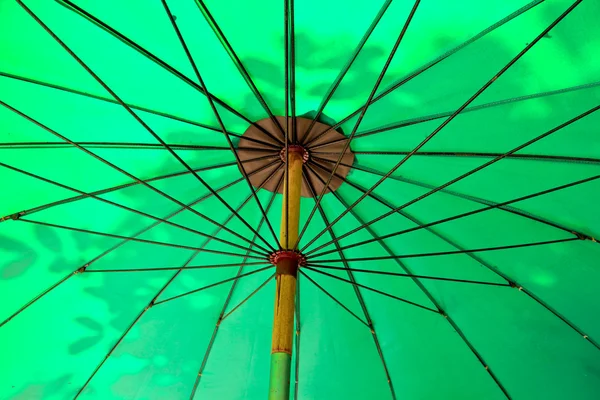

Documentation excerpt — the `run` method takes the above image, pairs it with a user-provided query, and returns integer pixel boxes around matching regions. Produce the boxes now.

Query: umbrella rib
[188,176,283,397]
[78,178,256,268]
[303,170,400,398]
[313,151,600,166]
[220,273,276,322]
[352,163,589,235]
[300,0,584,253]
[161,0,280,249]
[305,265,509,287]
[299,270,370,328]
[0,102,269,255]
[0,161,273,256]
[322,159,594,239]
[0,160,235,221]
[283,0,291,249]
[0,71,280,150]
[192,0,286,143]
[319,188,512,397]
[308,172,600,258]
[303,0,545,148]
[311,238,578,263]
[73,252,199,398]
[85,261,269,273]
[0,269,78,329]
[54,0,282,142]
[302,0,392,142]
[153,266,274,306]
[0,141,231,151]
[0,141,279,153]
[17,218,269,260]
[305,102,600,255]
[56,161,279,271]
[3,156,277,223]
[295,0,422,250]
[289,0,297,143]
[350,80,600,140]
[300,267,439,314]
[311,158,587,250]
[21,2,276,253]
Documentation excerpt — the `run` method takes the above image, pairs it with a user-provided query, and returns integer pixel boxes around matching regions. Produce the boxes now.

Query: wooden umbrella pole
[269,149,304,399]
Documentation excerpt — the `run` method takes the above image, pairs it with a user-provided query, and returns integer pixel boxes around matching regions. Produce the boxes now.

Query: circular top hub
[279,145,310,164]
[235,116,355,198]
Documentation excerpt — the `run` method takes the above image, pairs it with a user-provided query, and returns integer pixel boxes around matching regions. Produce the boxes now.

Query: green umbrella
[1,0,600,399]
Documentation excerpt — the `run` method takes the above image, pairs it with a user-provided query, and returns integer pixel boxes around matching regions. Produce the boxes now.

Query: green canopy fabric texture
[1,0,600,399]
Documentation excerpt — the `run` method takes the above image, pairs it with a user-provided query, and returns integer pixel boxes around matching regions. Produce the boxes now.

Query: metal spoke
[1,156,275,223]
[0,160,274,256]
[318,159,594,240]
[299,270,369,327]
[221,274,276,321]
[300,267,439,314]
[161,0,280,249]
[154,266,274,306]
[0,99,269,254]
[0,141,279,153]
[289,0,297,143]
[86,162,281,265]
[74,252,199,398]
[321,185,512,397]
[17,218,268,260]
[0,71,269,144]
[300,0,584,253]
[295,0,421,250]
[54,0,283,142]
[305,265,509,286]
[0,268,80,328]
[303,0,545,148]
[310,158,586,252]
[87,163,280,271]
[193,0,285,142]
[302,0,392,142]
[358,163,587,236]
[283,0,291,248]
[308,172,599,258]
[188,176,283,397]
[84,261,269,273]
[310,238,578,262]
[313,151,600,165]
[349,81,600,140]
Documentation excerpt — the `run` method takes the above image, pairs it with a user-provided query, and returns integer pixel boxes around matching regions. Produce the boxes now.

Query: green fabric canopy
[1,0,600,399]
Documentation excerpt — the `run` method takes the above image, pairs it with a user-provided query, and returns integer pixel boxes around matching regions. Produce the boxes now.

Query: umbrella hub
[279,144,310,163]
[269,250,306,276]
[236,116,355,197]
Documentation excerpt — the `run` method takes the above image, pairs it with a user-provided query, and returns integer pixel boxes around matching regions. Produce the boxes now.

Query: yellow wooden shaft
[269,150,303,399]
[280,151,303,249]
[271,261,297,353]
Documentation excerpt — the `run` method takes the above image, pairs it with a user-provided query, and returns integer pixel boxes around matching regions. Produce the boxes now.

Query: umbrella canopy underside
[1,0,600,399]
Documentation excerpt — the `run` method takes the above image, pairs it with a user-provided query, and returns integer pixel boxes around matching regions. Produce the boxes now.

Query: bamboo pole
[269,149,303,399]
